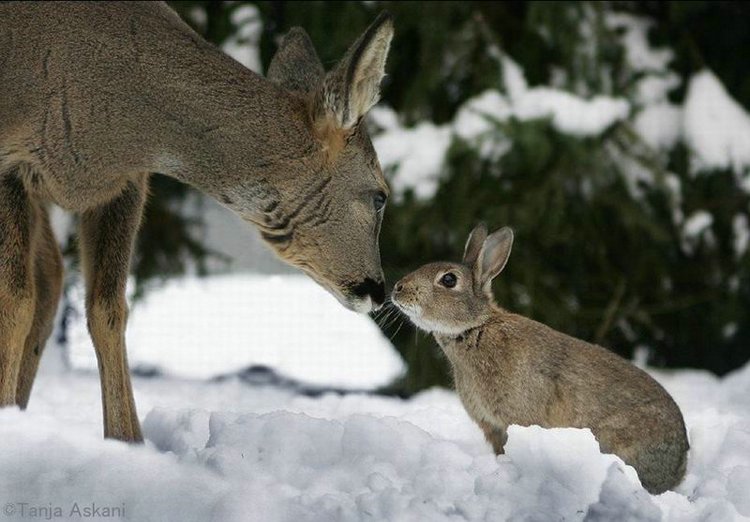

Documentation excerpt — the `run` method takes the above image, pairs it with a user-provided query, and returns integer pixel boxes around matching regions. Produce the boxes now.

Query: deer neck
[134,36,322,214]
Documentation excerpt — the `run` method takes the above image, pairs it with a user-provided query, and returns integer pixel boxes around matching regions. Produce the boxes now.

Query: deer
[0,2,393,442]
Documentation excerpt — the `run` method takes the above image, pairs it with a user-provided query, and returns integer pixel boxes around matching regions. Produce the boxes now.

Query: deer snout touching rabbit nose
[395,223,689,494]
[351,278,386,307]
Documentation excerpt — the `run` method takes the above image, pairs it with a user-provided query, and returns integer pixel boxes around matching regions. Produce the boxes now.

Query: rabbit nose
[393,281,404,292]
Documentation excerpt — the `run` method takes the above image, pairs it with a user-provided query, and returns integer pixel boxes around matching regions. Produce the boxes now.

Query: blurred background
[52,1,750,395]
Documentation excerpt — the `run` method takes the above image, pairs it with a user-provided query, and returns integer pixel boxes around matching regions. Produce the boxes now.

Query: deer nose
[352,278,386,306]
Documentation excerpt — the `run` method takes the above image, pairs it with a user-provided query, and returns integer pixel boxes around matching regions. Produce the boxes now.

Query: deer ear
[463,223,488,267]
[267,28,325,94]
[313,12,393,131]
[474,227,514,294]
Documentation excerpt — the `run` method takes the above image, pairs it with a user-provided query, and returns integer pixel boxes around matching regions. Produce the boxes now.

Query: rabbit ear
[463,223,488,267]
[475,227,514,293]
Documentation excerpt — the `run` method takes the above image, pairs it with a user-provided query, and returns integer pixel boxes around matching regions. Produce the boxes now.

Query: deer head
[253,13,394,312]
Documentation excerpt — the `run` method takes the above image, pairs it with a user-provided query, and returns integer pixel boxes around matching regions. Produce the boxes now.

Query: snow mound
[67,274,404,389]
[585,465,662,521]
[141,412,641,522]
[3,359,750,521]
[0,408,226,522]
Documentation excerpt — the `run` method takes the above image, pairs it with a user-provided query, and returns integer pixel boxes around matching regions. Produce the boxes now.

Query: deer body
[393,225,689,494]
[2,3,324,213]
[1,2,393,441]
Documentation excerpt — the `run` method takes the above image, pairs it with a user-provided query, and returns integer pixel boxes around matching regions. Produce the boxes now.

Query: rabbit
[391,224,689,494]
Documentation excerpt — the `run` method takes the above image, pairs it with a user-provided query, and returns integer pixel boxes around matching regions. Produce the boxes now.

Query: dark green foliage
[620,1,750,106]
[374,1,749,392]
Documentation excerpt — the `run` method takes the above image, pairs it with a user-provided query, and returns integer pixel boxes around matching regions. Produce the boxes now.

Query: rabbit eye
[440,272,457,288]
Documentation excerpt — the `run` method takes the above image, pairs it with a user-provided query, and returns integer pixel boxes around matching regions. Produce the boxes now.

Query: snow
[371,11,750,205]
[683,210,713,239]
[66,274,405,389]
[514,87,630,136]
[606,140,657,200]
[733,214,750,259]
[605,13,673,73]
[586,465,662,521]
[373,56,630,201]
[663,173,685,226]
[681,210,714,254]
[452,90,512,159]
[368,106,401,132]
[501,57,631,137]
[372,115,452,201]
[629,65,750,188]
[2,357,750,521]
[684,71,750,175]
[222,5,263,73]
[454,56,631,140]
[635,74,680,106]
[723,322,738,340]
[635,103,683,151]
[453,91,509,139]
[500,55,528,100]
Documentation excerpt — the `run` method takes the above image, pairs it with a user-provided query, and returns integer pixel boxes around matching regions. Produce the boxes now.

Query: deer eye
[374,191,387,212]
[439,272,457,288]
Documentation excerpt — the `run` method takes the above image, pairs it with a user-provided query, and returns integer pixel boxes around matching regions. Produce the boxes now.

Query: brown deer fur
[0,2,393,441]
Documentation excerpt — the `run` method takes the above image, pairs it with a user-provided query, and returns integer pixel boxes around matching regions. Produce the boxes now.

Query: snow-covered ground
[65,274,404,390]
[2,330,749,520]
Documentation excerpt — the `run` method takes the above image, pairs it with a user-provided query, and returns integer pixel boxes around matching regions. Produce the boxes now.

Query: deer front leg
[16,206,63,408]
[0,173,36,406]
[79,175,148,442]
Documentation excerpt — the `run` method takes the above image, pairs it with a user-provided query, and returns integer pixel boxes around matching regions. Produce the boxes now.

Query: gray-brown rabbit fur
[391,224,689,494]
